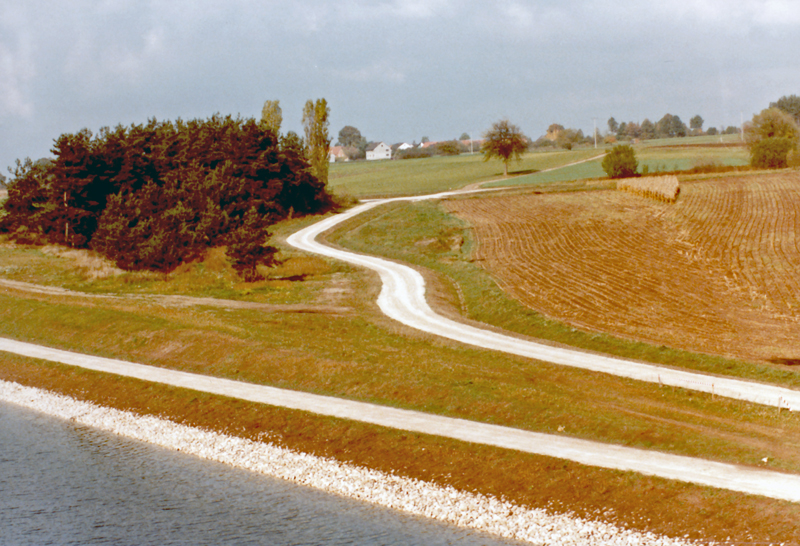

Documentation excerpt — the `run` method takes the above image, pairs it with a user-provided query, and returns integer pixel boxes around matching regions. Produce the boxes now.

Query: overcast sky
[2,0,800,173]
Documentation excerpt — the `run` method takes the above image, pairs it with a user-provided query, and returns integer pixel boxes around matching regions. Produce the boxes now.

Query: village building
[328,146,348,163]
[366,142,392,161]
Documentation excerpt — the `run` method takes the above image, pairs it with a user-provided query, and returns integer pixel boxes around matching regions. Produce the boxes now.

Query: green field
[328,148,603,197]
[330,135,749,196]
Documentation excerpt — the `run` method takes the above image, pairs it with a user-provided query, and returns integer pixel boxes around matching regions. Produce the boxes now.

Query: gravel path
[2,336,799,504]
[287,193,800,412]
[0,379,695,546]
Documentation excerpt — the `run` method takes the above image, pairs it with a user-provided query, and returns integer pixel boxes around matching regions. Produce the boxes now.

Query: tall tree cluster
[0,115,332,278]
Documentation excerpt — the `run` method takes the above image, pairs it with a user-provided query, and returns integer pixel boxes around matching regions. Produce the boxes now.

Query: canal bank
[1,379,691,546]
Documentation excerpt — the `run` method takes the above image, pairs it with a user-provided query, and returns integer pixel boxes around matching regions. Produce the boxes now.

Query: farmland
[328,148,604,197]
[444,171,800,364]
[3,140,800,543]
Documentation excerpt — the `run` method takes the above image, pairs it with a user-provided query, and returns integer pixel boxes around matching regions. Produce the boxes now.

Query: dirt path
[461,153,606,191]
[1,336,799,503]
[287,195,800,412]
[0,278,350,314]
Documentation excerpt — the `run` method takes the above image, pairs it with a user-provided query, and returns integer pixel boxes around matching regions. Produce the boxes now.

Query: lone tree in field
[302,98,331,185]
[745,108,799,169]
[481,119,528,176]
[602,144,638,178]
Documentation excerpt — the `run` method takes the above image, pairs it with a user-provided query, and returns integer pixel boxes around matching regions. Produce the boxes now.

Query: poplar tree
[302,98,331,185]
[260,100,282,136]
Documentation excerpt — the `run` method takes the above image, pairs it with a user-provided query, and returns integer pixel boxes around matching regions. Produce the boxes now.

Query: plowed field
[445,172,800,363]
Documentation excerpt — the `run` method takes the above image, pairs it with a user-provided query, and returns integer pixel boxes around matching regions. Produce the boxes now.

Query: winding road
[2,186,800,503]
[287,190,800,412]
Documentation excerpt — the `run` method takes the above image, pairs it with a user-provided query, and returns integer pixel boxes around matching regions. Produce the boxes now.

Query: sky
[2,0,800,174]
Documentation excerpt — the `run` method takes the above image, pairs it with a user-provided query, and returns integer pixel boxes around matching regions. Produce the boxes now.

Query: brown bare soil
[445,172,800,364]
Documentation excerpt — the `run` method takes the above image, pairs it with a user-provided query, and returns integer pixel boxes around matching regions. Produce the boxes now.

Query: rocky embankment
[0,380,695,546]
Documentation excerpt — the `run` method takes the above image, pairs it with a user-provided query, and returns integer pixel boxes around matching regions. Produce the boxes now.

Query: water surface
[0,400,522,545]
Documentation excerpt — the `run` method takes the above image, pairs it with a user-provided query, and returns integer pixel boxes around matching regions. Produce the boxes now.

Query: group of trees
[746,99,799,169]
[607,114,692,140]
[532,124,591,150]
[1,113,333,279]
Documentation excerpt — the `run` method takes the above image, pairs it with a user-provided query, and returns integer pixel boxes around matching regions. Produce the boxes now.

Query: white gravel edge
[0,379,696,546]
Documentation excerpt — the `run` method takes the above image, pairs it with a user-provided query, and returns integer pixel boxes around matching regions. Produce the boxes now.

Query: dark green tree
[640,119,655,140]
[602,145,638,178]
[690,115,704,133]
[337,125,363,148]
[655,114,687,138]
[481,119,528,176]
[607,117,619,134]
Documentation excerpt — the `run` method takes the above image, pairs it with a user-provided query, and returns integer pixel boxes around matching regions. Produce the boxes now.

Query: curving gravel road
[286,191,800,412]
[1,187,800,504]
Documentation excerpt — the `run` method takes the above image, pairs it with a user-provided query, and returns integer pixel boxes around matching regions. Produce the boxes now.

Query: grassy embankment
[1,138,799,543]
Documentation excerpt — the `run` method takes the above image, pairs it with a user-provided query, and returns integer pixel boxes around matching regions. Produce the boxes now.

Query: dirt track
[0,278,350,314]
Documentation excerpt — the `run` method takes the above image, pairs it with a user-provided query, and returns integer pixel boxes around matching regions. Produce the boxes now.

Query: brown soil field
[445,171,800,364]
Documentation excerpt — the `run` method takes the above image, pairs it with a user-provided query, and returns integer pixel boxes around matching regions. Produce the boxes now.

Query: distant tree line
[0,114,333,279]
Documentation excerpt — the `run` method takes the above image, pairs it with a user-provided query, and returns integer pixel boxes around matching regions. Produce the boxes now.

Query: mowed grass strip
[2,284,800,474]
[2,353,799,545]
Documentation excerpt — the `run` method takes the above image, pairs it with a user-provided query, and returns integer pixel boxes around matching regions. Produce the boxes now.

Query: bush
[750,137,795,169]
[396,147,434,160]
[602,145,638,178]
[433,140,462,156]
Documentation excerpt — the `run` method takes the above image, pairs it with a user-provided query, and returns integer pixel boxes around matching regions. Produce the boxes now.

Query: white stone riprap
[0,380,694,546]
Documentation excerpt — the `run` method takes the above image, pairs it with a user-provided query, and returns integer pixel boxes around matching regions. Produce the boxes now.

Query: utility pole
[592,118,598,148]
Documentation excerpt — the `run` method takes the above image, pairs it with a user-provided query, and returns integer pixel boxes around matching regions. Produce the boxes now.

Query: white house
[366,142,392,161]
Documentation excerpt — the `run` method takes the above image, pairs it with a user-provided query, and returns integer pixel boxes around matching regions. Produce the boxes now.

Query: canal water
[0,400,523,545]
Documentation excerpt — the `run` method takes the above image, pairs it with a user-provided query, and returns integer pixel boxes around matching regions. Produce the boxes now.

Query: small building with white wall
[366,142,392,161]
